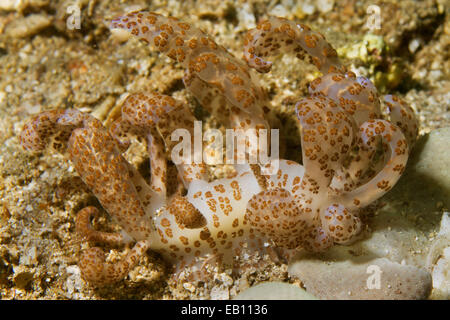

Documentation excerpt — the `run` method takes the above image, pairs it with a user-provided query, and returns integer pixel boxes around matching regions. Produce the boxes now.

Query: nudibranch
[19,11,418,286]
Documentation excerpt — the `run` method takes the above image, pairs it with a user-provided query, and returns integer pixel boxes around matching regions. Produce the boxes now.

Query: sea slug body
[19,11,418,285]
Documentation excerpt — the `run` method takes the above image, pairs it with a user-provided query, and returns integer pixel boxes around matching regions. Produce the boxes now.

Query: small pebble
[5,14,52,38]
[316,0,335,13]
[13,267,34,289]
[408,39,421,53]
[183,282,196,293]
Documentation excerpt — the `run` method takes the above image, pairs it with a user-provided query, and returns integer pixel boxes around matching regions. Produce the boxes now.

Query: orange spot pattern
[18,13,418,285]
